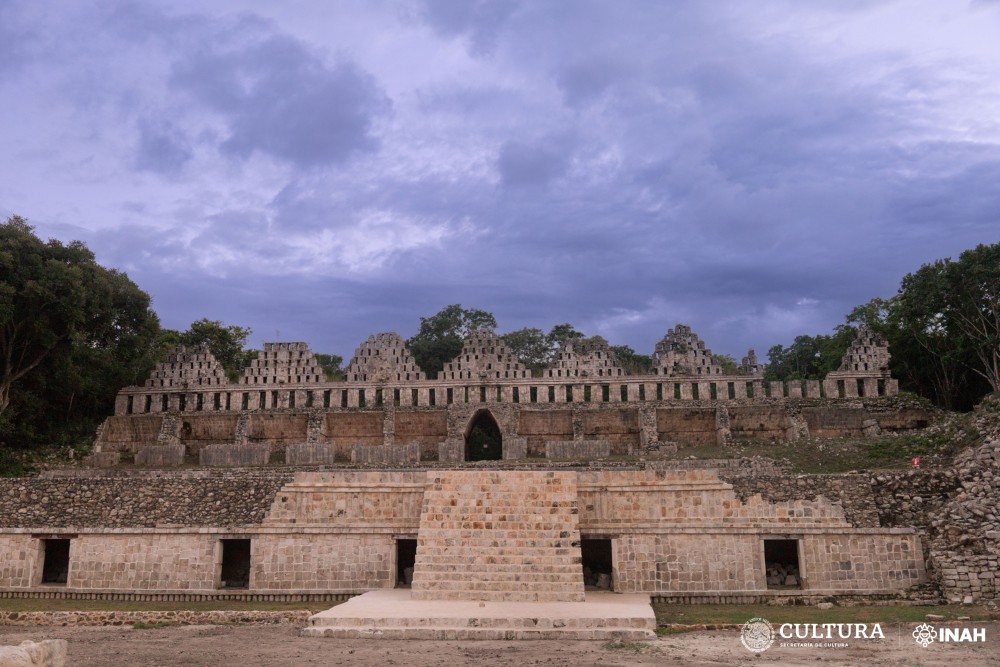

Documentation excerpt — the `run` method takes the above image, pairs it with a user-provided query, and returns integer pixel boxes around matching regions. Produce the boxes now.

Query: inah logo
[912,623,935,648]
[740,617,775,653]
[913,623,986,648]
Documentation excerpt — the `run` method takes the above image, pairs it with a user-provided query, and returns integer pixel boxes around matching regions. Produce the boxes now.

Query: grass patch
[653,603,996,626]
[0,599,334,613]
[131,621,178,629]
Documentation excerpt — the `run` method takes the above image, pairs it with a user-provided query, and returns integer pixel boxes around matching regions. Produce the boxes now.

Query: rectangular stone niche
[764,538,802,589]
[219,539,251,589]
[41,539,70,585]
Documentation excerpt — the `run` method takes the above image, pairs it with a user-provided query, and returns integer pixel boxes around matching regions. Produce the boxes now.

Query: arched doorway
[465,410,503,461]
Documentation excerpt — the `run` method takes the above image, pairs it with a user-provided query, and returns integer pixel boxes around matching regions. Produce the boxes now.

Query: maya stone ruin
[2,321,994,636]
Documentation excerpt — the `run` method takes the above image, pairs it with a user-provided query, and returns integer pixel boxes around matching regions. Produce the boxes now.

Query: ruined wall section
[651,324,722,377]
[0,470,294,528]
[830,327,891,377]
[144,345,227,388]
[242,342,323,385]
[724,474,880,528]
[547,337,624,379]
[344,332,424,382]
[439,329,529,380]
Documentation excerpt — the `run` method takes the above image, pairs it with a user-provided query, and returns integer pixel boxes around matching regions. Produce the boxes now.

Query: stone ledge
[0,610,313,627]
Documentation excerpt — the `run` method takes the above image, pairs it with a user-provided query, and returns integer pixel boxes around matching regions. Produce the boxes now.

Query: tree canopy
[0,216,160,450]
[406,305,497,378]
[172,318,255,381]
[764,327,856,382]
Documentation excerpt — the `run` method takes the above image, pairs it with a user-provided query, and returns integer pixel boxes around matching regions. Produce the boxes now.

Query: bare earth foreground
[1,623,997,666]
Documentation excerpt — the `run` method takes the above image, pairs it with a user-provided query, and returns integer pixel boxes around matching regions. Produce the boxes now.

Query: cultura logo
[740,617,775,653]
[912,623,986,648]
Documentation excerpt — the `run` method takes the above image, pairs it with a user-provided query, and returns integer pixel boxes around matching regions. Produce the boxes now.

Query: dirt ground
[1,622,997,666]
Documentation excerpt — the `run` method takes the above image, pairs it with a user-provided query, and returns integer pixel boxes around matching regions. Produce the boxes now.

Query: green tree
[546,323,584,347]
[712,353,739,375]
[407,305,497,378]
[0,216,160,449]
[501,327,550,373]
[178,319,254,380]
[765,328,854,381]
[848,243,999,409]
[314,353,344,380]
[610,344,652,375]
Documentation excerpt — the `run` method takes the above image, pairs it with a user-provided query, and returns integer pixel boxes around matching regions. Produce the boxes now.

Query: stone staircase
[410,470,585,602]
[304,589,657,640]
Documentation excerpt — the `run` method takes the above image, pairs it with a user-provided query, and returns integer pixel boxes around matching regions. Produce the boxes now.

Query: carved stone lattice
[344,332,424,383]
[651,324,722,377]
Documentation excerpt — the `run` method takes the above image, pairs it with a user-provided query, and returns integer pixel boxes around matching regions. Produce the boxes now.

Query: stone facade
[241,342,323,386]
[830,326,891,377]
[344,332,424,383]
[439,329,530,380]
[547,337,624,379]
[0,468,925,599]
[144,344,227,389]
[651,324,722,377]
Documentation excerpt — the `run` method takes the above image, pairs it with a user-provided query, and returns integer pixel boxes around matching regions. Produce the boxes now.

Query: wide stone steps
[304,589,657,640]
[411,470,585,602]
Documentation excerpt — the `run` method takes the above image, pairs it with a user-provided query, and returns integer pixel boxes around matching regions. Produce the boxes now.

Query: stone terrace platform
[303,589,656,640]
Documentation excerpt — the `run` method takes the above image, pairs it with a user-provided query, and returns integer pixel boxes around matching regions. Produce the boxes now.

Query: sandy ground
[1,622,997,666]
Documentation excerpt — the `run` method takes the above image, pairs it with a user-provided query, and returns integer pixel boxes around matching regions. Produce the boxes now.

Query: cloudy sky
[2,1,998,362]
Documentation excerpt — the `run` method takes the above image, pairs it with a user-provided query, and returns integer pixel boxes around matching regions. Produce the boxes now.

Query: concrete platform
[303,589,657,640]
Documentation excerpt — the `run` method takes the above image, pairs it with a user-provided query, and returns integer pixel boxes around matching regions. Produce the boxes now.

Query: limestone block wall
[655,408,718,446]
[95,415,164,453]
[0,535,36,587]
[351,443,420,464]
[578,408,639,454]
[545,440,611,459]
[69,534,217,591]
[614,533,764,593]
[247,414,309,449]
[199,444,270,467]
[323,412,383,459]
[262,472,424,531]
[801,533,924,591]
[180,415,241,451]
[252,534,393,591]
[393,410,448,458]
[728,406,792,441]
[285,443,337,465]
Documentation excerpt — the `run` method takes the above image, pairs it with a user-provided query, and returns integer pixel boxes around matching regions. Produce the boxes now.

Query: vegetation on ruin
[768,242,1000,411]
[160,318,256,382]
[0,216,161,460]
[406,304,498,378]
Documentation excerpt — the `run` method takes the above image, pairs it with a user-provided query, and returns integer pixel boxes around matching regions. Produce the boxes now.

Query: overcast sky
[2,1,998,362]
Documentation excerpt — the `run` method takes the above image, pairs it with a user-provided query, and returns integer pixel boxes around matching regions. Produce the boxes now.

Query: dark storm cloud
[418,0,521,55]
[497,138,572,188]
[134,120,193,175]
[555,56,628,107]
[5,1,1000,363]
[169,33,390,167]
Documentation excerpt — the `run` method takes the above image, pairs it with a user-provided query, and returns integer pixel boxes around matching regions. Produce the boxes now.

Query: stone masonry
[411,471,585,602]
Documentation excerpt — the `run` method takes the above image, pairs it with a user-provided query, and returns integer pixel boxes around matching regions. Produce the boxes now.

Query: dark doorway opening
[764,539,801,589]
[220,539,251,588]
[396,538,417,587]
[581,538,614,591]
[465,411,503,461]
[41,539,70,585]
